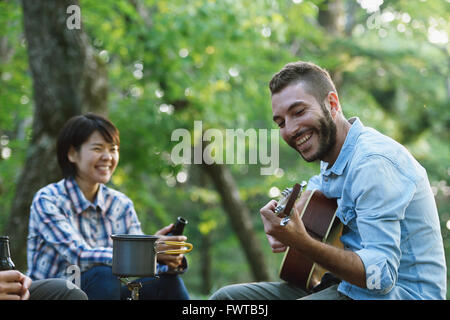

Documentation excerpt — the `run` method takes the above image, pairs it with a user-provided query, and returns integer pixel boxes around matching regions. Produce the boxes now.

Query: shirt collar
[322,117,363,176]
[65,176,106,215]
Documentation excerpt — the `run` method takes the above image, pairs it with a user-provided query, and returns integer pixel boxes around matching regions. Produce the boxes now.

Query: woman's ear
[67,146,77,163]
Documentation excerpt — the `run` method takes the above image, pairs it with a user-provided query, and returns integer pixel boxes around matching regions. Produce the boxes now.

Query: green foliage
[0,0,448,298]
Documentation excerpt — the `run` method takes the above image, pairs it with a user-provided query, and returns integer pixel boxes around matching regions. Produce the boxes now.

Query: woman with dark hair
[27,113,190,300]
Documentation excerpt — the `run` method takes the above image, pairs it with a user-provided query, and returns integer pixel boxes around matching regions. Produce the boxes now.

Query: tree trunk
[318,0,345,90]
[5,0,107,270]
[318,0,344,36]
[201,162,271,282]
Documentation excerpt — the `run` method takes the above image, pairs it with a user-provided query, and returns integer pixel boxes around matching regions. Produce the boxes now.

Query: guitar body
[278,189,343,291]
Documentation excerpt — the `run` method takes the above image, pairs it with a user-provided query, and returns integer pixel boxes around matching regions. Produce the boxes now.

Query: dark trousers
[80,265,190,300]
[29,278,88,300]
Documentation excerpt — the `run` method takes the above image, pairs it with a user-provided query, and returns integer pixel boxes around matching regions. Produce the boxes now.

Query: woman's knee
[81,265,120,300]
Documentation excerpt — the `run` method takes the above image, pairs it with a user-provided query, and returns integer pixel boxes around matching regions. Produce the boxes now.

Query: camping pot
[110,234,193,277]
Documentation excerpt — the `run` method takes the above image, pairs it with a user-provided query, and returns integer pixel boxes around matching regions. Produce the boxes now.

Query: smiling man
[210,61,446,300]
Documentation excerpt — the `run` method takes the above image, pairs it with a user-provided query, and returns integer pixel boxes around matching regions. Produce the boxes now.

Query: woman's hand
[155,224,187,270]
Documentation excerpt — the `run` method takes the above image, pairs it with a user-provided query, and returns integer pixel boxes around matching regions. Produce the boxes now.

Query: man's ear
[67,146,77,163]
[326,91,340,119]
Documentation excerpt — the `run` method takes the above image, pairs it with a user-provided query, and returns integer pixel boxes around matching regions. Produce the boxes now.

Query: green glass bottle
[0,236,15,271]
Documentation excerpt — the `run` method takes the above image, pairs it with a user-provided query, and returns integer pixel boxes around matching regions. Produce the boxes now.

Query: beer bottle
[0,236,15,271]
[168,217,188,236]
[163,217,188,274]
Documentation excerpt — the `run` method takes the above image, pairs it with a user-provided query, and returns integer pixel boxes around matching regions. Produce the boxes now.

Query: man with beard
[209,61,446,300]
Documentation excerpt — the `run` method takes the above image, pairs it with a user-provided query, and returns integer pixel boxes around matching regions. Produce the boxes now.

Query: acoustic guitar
[275,184,343,291]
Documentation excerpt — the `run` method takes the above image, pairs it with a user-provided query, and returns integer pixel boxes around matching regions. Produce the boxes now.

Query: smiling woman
[26,113,191,300]
[57,113,120,178]
[58,113,120,202]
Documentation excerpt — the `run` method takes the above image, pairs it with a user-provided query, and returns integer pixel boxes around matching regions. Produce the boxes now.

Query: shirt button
[324,177,329,182]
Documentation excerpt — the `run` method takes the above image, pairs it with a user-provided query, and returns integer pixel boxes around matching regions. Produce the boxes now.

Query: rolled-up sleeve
[350,155,416,295]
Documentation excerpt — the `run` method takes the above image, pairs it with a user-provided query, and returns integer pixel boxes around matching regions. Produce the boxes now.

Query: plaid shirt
[27,177,168,280]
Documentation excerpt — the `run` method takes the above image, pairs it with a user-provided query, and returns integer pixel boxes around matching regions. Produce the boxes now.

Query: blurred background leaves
[0,0,448,298]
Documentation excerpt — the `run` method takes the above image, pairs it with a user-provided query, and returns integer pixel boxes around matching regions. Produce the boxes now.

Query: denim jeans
[80,265,190,300]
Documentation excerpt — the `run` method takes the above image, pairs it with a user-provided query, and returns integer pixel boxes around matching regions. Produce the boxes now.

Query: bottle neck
[0,240,11,259]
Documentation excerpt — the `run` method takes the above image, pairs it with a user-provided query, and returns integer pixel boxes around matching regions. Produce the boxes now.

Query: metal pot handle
[156,241,193,254]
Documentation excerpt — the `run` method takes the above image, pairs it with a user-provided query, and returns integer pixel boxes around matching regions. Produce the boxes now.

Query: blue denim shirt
[306,117,446,299]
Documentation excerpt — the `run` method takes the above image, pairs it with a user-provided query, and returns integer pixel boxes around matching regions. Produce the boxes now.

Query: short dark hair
[269,61,336,104]
[56,113,120,178]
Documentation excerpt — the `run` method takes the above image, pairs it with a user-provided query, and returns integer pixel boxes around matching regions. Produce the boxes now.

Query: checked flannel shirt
[27,176,169,280]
